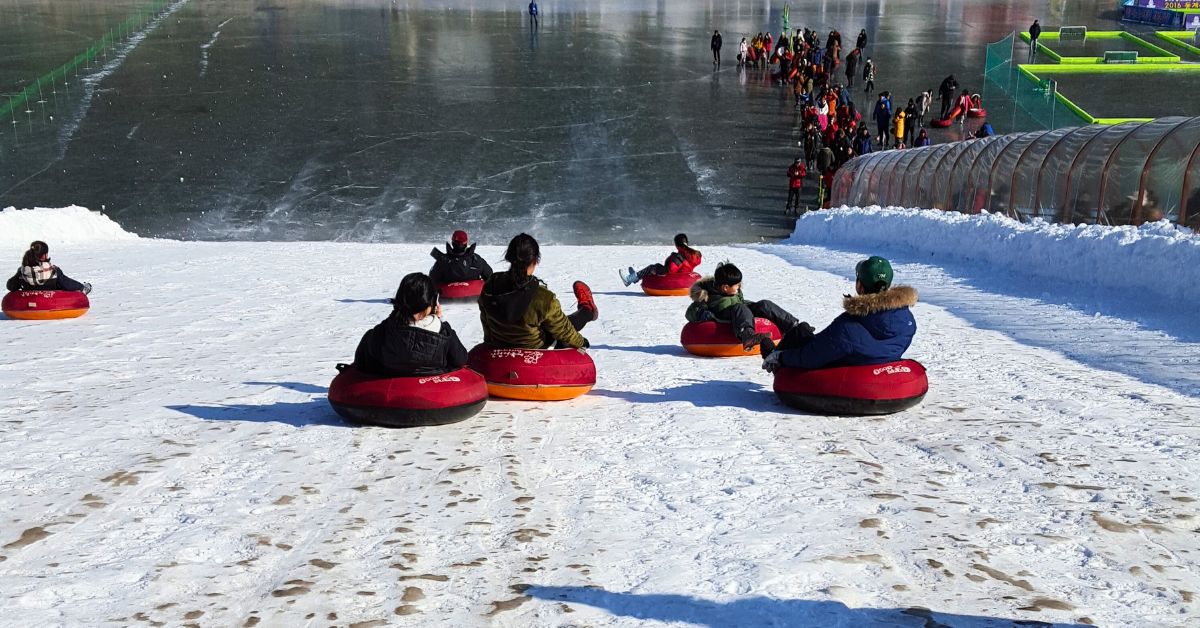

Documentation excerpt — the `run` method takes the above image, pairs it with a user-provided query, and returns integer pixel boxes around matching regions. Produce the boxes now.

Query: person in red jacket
[619,233,702,286]
[786,157,807,215]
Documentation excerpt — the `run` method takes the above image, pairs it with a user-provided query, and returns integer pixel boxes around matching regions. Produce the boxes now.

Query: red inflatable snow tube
[967,107,987,119]
[773,359,928,415]
[641,272,699,297]
[681,318,782,357]
[467,344,595,401]
[2,290,90,320]
[436,279,484,300]
[930,116,954,128]
[328,364,488,427]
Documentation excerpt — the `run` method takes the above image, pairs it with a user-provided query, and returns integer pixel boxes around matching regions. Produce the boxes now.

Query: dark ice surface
[0,0,1130,243]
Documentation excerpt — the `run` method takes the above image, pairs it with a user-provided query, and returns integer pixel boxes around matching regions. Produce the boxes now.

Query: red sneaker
[573,281,598,321]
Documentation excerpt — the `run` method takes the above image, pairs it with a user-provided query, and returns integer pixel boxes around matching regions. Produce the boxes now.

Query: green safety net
[0,0,173,124]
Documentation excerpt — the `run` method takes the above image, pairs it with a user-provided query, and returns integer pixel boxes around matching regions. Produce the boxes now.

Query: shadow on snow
[168,380,342,427]
[524,586,1089,628]
[591,379,779,411]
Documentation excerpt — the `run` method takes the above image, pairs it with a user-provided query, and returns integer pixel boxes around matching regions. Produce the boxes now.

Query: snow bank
[791,206,1199,306]
[0,206,139,247]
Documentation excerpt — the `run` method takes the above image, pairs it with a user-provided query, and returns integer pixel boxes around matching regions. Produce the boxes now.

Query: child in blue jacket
[762,256,916,371]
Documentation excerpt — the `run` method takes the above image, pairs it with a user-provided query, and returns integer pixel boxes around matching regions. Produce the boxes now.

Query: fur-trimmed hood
[843,285,918,316]
[689,276,714,303]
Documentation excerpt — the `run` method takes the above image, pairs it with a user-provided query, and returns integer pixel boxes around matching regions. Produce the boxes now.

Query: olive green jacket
[479,271,587,349]
[685,277,746,322]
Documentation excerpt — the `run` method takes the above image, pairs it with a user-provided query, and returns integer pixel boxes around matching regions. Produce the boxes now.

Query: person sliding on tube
[429,230,493,286]
[353,273,469,377]
[479,233,596,349]
[686,262,802,351]
[6,241,91,294]
[761,256,917,373]
[619,233,702,286]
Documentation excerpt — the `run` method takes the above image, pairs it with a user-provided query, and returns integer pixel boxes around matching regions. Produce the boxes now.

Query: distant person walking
[1029,19,1041,51]
[845,48,861,88]
[938,74,958,119]
[711,30,723,65]
[862,57,876,94]
[916,89,932,128]
[786,157,806,215]
[528,1,539,29]
[856,29,868,52]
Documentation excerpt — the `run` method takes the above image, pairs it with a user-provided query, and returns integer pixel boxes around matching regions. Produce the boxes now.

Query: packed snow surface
[1,208,1198,627]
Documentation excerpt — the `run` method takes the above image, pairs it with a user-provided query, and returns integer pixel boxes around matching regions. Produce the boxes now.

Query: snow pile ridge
[790,206,1199,306]
[0,206,139,247]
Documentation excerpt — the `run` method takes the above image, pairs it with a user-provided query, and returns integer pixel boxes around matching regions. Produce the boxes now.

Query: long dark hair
[21,241,48,267]
[392,272,438,324]
[504,233,541,279]
[674,233,698,257]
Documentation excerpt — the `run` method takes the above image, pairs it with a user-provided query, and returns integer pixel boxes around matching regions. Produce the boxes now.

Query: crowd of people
[707,25,991,213]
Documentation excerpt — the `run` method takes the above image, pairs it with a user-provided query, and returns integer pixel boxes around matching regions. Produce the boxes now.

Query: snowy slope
[1,209,1197,627]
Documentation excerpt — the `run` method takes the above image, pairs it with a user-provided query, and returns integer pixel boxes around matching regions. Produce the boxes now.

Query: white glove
[762,352,782,374]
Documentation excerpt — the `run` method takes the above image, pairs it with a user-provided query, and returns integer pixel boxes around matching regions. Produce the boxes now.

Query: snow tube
[328,364,487,427]
[641,272,700,297]
[930,114,956,128]
[2,290,90,320]
[436,279,484,300]
[680,318,782,357]
[773,359,928,415]
[967,94,985,118]
[467,345,595,401]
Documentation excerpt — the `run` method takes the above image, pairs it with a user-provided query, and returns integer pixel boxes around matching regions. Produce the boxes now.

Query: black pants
[529,14,538,29]
[786,187,801,210]
[6,272,86,292]
[940,95,951,119]
[636,263,667,282]
[546,309,592,349]
[727,299,797,342]
[777,325,814,352]
[712,48,721,64]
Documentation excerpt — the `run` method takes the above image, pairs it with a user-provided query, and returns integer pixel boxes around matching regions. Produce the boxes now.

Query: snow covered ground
[1,207,1198,627]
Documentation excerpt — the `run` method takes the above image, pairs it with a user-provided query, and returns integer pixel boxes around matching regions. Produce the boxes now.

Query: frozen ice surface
[0,0,1143,243]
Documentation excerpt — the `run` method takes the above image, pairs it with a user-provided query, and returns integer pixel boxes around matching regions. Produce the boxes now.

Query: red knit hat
[451,230,468,244]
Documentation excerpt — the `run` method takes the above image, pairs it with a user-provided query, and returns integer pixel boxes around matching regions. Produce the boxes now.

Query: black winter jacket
[429,243,493,284]
[353,314,469,377]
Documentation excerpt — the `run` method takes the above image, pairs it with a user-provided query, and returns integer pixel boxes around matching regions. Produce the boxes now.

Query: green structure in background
[988,26,1200,128]
[1154,31,1200,59]
[1019,30,1180,64]
[0,0,172,125]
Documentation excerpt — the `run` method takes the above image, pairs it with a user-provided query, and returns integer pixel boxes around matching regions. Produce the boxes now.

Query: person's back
[429,230,493,284]
[6,240,90,294]
[479,233,593,350]
[354,273,468,377]
[767,256,916,371]
[480,271,584,349]
[665,236,702,274]
[817,146,835,173]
